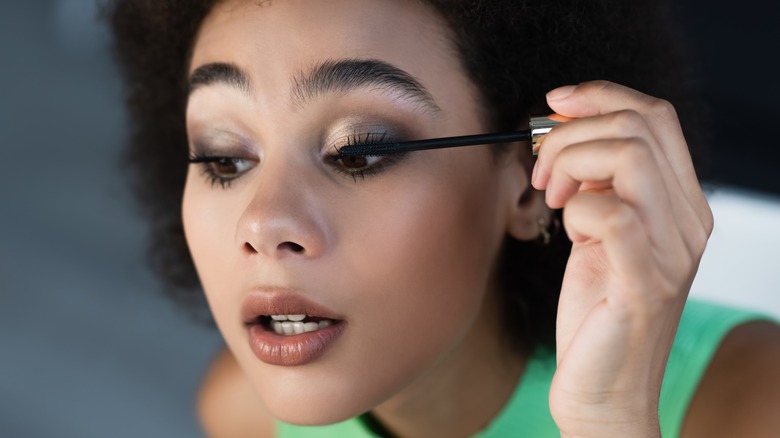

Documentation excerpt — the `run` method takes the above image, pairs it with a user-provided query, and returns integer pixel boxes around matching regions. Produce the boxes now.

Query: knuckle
[604,203,638,235]
[609,110,646,135]
[649,98,679,124]
[578,79,611,94]
[617,137,653,167]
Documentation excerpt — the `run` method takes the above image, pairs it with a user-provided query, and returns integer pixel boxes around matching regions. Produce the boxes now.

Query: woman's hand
[532,81,714,437]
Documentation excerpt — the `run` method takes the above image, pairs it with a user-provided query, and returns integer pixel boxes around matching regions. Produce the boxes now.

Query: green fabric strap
[277,300,773,438]
[657,300,769,437]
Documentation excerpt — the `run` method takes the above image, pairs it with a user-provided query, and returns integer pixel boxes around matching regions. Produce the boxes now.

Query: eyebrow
[188,59,441,114]
[188,62,251,96]
[290,59,441,114]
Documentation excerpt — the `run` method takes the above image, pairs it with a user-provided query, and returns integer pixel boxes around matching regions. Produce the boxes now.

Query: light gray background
[1,1,778,437]
[1,2,222,437]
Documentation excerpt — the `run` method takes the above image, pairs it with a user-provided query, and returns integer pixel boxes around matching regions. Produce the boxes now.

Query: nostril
[278,241,305,253]
[242,241,306,255]
[244,242,258,254]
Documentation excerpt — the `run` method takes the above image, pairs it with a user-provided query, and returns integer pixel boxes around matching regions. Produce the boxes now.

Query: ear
[502,145,550,241]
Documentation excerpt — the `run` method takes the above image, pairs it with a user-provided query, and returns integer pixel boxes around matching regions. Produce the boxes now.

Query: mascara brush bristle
[338,130,532,157]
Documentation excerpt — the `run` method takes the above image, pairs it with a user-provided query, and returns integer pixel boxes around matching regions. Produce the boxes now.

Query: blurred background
[1,1,778,437]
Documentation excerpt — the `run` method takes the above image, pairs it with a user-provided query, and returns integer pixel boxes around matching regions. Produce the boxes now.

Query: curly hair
[107,0,705,353]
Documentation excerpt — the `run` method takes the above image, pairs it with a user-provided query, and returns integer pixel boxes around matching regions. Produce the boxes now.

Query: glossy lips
[241,292,346,366]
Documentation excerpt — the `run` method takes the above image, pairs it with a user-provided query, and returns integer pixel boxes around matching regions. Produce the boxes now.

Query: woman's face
[183,0,531,424]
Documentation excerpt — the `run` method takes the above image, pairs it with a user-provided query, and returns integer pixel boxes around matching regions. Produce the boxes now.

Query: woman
[108,0,780,436]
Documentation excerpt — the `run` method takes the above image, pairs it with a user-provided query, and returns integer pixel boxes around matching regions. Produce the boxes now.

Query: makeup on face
[336,113,571,157]
[241,291,347,366]
[182,0,545,426]
[186,115,418,188]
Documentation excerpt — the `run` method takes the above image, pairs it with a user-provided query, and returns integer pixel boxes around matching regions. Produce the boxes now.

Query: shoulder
[682,319,780,437]
[198,347,276,438]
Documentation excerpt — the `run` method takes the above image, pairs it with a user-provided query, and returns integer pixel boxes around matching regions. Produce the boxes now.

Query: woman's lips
[247,321,345,366]
[241,291,346,366]
[241,291,344,324]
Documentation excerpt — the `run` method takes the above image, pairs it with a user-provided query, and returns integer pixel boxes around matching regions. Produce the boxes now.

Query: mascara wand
[338,113,567,157]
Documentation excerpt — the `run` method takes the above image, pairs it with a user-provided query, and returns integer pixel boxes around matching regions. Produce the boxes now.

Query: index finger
[545,81,712,234]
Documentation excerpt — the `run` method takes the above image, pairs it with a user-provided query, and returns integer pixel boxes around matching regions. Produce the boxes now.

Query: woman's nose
[236,161,329,260]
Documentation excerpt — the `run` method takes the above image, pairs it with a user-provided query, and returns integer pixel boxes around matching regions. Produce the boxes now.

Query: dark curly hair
[106,0,705,354]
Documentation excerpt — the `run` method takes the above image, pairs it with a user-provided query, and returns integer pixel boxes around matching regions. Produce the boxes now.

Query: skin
[200,321,780,438]
[183,1,780,437]
[184,0,540,436]
[536,82,713,435]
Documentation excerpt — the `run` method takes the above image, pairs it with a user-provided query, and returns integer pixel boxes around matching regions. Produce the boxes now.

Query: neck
[370,292,527,438]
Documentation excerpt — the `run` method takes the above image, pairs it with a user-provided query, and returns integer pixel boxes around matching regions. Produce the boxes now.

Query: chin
[257,381,379,426]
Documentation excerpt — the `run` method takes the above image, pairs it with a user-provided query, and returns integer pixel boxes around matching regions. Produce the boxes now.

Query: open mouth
[256,314,341,336]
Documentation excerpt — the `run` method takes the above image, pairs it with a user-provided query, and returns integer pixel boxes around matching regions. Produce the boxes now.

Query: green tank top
[277,300,773,437]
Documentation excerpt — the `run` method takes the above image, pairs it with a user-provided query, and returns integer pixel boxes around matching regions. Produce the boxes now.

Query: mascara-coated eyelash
[328,132,408,181]
[188,154,256,188]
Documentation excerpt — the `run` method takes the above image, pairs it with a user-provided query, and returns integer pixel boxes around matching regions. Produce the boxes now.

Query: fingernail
[532,133,545,155]
[531,161,539,187]
[546,85,576,102]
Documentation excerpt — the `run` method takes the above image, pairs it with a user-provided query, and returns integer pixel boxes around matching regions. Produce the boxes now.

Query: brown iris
[208,158,240,176]
[339,154,369,169]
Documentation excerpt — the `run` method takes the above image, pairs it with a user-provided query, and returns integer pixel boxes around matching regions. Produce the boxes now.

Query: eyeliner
[338,113,568,157]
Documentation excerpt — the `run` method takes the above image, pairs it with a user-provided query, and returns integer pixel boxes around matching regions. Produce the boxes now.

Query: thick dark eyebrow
[188,62,252,96]
[290,59,441,114]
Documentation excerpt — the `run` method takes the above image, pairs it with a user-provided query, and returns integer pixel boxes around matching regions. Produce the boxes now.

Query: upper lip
[240,288,344,325]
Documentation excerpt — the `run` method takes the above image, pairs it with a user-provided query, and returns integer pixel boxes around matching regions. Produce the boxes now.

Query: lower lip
[247,322,346,366]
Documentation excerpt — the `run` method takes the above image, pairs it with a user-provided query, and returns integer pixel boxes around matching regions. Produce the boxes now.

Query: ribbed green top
[277,300,772,437]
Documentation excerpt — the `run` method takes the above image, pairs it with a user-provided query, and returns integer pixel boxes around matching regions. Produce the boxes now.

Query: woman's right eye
[188,155,256,188]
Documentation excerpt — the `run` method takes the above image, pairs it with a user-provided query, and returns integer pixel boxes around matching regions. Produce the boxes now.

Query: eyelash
[188,132,407,188]
[328,132,407,181]
[188,154,255,189]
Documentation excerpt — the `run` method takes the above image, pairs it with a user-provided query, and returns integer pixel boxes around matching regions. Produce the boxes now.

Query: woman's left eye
[326,133,406,180]
[335,153,384,170]
[327,152,393,180]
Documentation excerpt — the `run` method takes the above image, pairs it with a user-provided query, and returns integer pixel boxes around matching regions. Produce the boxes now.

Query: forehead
[189,0,458,84]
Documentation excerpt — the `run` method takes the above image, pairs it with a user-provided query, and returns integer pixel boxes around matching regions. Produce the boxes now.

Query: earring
[537,217,551,246]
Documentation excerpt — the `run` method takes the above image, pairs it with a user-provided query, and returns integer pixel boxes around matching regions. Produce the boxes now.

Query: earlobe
[503,145,551,242]
[506,186,550,241]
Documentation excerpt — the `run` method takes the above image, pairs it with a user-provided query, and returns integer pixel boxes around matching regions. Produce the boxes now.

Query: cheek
[183,178,219,277]
[180,153,509,423]
[361,152,504,291]
[329,154,507,401]
[181,176,240,332]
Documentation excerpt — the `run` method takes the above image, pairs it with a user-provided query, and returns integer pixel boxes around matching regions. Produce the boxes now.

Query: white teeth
[271,319,335,336]
[269,314,307,321]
